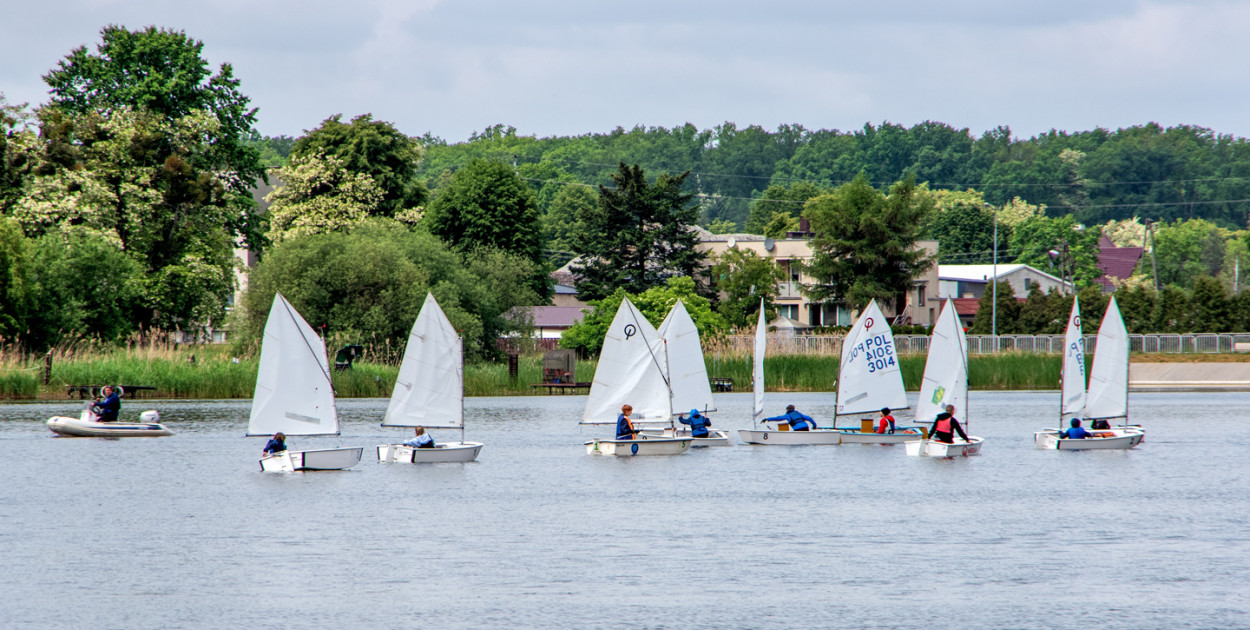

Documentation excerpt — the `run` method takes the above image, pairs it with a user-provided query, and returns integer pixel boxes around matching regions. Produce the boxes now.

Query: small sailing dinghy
[582,297,690,456]
[639,300,729,446]
[1035,296,1144,450]
[735,301,771,444]
[377,293,484,463]
[47,398,171,438]
[832,299,924,444]
[905,299,983,457]
[248,293,363,472]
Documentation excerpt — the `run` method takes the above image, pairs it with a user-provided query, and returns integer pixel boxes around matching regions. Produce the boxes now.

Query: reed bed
[0,338,1076,400]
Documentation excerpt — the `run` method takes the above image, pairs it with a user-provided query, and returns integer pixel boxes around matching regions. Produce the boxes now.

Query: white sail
[581,297,671,424]
[753,300,766,423]
[836,299,909,416]
[1084,296,1128,420]
[916,299,969,424]
[247,293,338,436]
[382,293,463,429]
[1061,297,1087,421]
[658,300,716,415]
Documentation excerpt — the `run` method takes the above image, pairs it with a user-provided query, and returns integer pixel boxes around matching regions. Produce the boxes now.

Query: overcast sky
[4,1,1249,143]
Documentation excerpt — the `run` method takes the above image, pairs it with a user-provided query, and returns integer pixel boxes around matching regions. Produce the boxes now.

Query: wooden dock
[530,382,592,395]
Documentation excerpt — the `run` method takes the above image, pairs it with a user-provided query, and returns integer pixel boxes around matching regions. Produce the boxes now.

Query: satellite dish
[727,237,737,248]
[763,237,775,251]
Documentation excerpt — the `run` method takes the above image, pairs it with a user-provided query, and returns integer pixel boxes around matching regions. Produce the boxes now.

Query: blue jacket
[403,434,435,448]
[765,410,814,431]
[616,413,639,440]
[1062,426,1090,439]
[262,437,286,454]
[678,412,712,437]
[95,392,121,422]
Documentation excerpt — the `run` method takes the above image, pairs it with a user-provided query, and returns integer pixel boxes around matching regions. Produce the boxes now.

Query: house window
[1023,278,1032,291]
[917,285,926,305]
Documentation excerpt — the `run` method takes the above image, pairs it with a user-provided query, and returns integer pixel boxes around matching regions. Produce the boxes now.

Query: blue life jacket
[679,412,711,437]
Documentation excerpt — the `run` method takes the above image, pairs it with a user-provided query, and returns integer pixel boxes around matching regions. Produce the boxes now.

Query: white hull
[1034,427,1144,450]
[638,428,731,446]
[834,427,925,444]
[260,447,364,472]
[737,429,844,445]
[904,437,984,457]
[47,416,172,438]
[585,436,691,456]
[376,442,484,463]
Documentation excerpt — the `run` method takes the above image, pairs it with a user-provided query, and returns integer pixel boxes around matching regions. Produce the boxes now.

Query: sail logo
[931,386,946,404]
[623,324,637,339]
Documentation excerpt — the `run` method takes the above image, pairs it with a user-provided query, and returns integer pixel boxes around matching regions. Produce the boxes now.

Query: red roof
[1096,235,1143,289]
[951,298,982,316]
[529,306,586,328]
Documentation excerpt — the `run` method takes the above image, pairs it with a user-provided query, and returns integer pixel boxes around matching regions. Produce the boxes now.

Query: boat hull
[260,447,364,472]
[737,429,844,445]
[585,436,691,456]
[376,442,484,463]
[638,428,731,446]
[834,427,925,444]
[47,416,172,438]
[1034,427,1144,450]
[905,437,984,457]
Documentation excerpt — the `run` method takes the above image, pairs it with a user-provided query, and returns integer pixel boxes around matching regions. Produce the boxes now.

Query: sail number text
[848,333,897,373]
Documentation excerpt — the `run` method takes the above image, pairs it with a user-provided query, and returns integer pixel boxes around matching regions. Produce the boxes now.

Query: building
[938,264,1068,300]
[1095,235,1144,293]
[699,232,940,327]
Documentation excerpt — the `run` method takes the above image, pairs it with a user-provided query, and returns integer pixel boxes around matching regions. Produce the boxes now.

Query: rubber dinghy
[377,293,483,463]
[905,299,983,457]
[1034,296,1145,450]
[581,297,690,456]
[47,403,171,438]
[247,293,363,472]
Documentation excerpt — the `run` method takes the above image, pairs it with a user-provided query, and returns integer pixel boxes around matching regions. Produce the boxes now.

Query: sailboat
[832,299,925,444]
[582,297,691,456]
[247,293,364,472]
[639,300,730,446]
[377,293,484,463]
[1035,296,1145,450]
[741,300,910,445]
[905,298,983,457]
[737,300,790,444]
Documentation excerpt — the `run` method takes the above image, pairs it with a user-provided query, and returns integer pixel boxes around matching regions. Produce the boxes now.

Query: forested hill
[395,121,1250,231]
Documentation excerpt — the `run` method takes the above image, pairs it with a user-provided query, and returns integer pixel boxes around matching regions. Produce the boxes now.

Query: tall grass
[0,337,1081,400]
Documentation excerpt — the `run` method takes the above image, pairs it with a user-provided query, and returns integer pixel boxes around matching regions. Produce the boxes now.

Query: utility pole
[987,203,998,352]
[1146,219,1159,291]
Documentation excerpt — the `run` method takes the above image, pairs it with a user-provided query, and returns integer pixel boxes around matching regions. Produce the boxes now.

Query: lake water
[1,391,1247,629]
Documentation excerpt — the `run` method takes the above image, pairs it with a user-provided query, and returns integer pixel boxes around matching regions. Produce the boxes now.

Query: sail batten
[247,293,340,437]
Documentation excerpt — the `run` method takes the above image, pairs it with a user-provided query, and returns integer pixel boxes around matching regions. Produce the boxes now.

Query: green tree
[559,277,727,356]
[1189,275,1231,332]
[42,25,264,250]
[291,114,426,217]
[542,184,595,261]
[1151,218,1223,288]
[708,247,784,329]
[237,220,540,359]
[969,281,1021,334]
[803,174,936,310]
[1113,284,1157,333]
[0,217,32,339]
[922,189,1007,263]
[1152,285,1191,332]
[265,152,383,243]
[745,182,823,235]
[25,226,143,346]
[571,163,705,301]
[1010,215,1101,288]
[424,158,548,299]
[11,107,238,330]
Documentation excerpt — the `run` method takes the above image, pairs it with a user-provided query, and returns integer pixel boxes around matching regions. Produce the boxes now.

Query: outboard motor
[140,410,161,423]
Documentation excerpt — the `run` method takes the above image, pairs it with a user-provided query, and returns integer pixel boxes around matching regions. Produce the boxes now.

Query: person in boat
[616,404,641,440]
[765,405,815,431]
[928,404,970,444]
[1061,418,1091,439]
[403,426,436,449]
[262,432,287,455]
[876,407,896,434]
[678,408,712,438]
[93,385,121,422]
[1089,418,1111,430]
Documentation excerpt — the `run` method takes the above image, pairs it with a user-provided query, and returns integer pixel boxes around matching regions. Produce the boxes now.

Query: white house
[938,264,1068,300]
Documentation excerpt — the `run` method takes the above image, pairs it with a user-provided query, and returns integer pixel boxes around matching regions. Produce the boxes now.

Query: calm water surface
[1,391,1247,629]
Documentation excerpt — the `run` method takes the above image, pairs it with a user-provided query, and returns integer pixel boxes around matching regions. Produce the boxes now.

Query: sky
[4,1,1250,143]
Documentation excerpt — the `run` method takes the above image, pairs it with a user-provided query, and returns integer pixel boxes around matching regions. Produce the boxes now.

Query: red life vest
[936,417,952,433]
